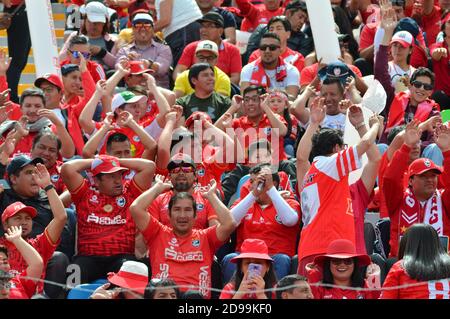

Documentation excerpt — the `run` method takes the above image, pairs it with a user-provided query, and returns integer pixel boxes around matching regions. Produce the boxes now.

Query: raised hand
[95,80,108,96]
[310,97,326,125]
[37,109,62,127]
[143,73,157,90]
[170,105,183,122]
[0,49,11,76]
[419,115,442,133]
[221,112,233,129]
[90,283,120,300]
[435,123,450,152]
[201,179,218,199]
[2,129,16,156]
[154,174,173,192]
[259,93,270,111]
[343,76,356,97]
[32,163,52,189]
[118,59,131,76]
[103,112,116,130]
[5,226,23,243]
[79,54,87,73]
[404,119,422,147]
[16,116,29,137]
[380,3,397,34]
[0,105,10,124]
[348,104,365,128]
[117,111,133,127]
[127,51,140,61]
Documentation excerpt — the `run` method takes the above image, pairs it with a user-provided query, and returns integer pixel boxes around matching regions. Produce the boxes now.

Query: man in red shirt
[215,85,288,164]
[149,154,219,230]
[173,12,242,85]
[248,15,305,73]
[222,163,300,283]
[236,0,284,32]
[0,226,43,299]
[383,120,450,257]
[130,176,236,299]
[61,154,155,283]
[0,163,68,299]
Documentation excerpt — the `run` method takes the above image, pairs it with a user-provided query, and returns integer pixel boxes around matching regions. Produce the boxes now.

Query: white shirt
[388,61,415,87]
[240,61,300,89]
[155,0,202,37]
[322,113,346,131]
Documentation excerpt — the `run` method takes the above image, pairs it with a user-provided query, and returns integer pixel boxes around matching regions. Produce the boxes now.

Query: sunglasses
[259,44,280,51]
[330,258,354,265]
[69,50,91,59]
[133,23,152,29]
[411,80,433,91]
[170,166,195,174]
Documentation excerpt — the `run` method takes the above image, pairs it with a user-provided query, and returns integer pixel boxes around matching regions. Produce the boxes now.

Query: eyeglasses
[68,50,91,59]
[196,55,217,62]
[133,23,152,30]
[170,166,195,174]
[259,44,280,51]
[411,80,433,91]
[330,258,354,265]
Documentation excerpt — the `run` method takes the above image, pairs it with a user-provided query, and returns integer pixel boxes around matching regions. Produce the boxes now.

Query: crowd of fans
[0,0,450,300]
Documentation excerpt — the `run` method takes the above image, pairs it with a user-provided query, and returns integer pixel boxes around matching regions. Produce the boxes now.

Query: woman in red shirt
[219,239,277,299]
[307,239,380,299]
[381,224,450,299]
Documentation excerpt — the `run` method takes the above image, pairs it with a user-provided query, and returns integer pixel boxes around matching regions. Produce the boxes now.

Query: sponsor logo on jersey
[51,174,59,183]
[116,196,126,207]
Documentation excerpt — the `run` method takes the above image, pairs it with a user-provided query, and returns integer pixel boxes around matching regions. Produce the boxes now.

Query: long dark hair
[402,224,450,281]
[230,259,277,299]
[322,258,365,289]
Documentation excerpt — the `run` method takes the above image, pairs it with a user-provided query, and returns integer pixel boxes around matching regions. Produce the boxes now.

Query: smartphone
[0,179,11,190]
[247,263,262,280]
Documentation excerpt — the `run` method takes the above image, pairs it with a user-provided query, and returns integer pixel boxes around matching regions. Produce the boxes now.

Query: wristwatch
[44,184,55,192]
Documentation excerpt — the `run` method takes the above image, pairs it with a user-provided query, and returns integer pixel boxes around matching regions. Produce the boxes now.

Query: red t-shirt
[219,282,276,299]
[70,178,143,256]
[350,179,373,255]
[311,283,379,299]
[142,218,224,299]
[177,41,242,76]
[430,41,450,96]
[148,190,218,230]
[420,6,442,46]
[236,0,284,32]
[232,114,287,163]
[249,47,305,73]
[8,271,38,299]
[359,24,377,52]
[300,63,362,89]
[232,192,301,256]
[381,260,450,299]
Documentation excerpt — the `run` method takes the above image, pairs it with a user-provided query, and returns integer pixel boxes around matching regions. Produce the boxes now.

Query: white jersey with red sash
[249,57,288,88]
[298,146,361,261]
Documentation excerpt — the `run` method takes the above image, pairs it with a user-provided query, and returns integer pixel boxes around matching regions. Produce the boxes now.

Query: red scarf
[249,57,287,88]
[399,188,444,237]
[386,91,439,131]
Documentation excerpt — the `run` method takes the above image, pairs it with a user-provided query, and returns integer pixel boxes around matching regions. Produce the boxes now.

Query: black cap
[197,12,224,28]
[61,64,80,76]
[285,0,307,12]
[167,153,196,171]
[7,155,44,177]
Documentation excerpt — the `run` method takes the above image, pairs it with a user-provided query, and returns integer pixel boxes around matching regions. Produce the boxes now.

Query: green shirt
[176,92,231,122]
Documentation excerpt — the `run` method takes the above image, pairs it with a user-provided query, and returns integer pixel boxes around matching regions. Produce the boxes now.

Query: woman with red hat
[306,239,380,299]
[219,239,277,299]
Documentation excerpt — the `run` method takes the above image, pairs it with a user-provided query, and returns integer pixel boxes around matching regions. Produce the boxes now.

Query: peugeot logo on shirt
[116,196,126,207]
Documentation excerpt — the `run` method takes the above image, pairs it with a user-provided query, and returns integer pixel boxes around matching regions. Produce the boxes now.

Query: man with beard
[147,153,219,230]
[240,33,300,99]
[61,154,155,283]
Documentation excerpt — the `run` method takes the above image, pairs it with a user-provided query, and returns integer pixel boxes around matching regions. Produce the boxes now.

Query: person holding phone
[219,238,277,299]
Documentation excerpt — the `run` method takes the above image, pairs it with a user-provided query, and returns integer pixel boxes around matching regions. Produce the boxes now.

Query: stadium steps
[0,2,66,95]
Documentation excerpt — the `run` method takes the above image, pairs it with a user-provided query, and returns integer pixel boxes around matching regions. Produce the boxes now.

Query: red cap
[91,155,128,177]
[185,111,212,129]
[231,239,274,263]
[128,61,154,75]
[2,202,37,224]
[407,158,443,178]
[34,73,64,91]
[314,239,371,266]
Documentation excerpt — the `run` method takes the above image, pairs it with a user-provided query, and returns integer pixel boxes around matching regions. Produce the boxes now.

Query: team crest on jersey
[196,203,204,211]
[263,127,272,135]
[133,135,140,143]
[116,196,126,207]
[90,195,99,204]
[196,168,205,177]
[51,174,59,183]
[192,238,200,247]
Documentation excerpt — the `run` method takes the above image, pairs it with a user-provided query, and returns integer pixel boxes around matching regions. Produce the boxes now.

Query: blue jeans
[422,143,443,166]
[221,253,291,284]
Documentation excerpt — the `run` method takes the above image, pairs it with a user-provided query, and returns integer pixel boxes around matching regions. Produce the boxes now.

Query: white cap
[132,13,153,25]
[195,40,219,56]
[390,31,413,48]
[111,91,147,113]
[84,1,108,24]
